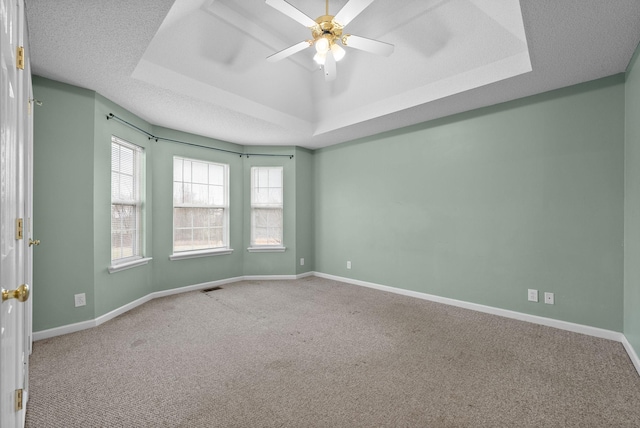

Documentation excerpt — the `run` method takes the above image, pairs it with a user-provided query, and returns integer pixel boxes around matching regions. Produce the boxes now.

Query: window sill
[108,257,153,274]
[247,246,287,253]
[169,248,234,261]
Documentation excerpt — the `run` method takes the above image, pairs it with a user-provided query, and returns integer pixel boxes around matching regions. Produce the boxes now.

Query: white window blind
[111,136,144,262]
[250,166,283,247]
[173,157,229,253]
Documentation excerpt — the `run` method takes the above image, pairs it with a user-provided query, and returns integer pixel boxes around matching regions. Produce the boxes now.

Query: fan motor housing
[312,15,343,43]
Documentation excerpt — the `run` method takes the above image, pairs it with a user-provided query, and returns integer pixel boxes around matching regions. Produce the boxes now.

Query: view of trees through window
[111,151,283,259]
[173,157,228,252]
[251,167,283,246]
[111,205,137,259]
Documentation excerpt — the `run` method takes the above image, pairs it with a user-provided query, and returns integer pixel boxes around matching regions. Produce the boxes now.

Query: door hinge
[16,218,23,240]
[16,46,25,70]
[15,389,23,411]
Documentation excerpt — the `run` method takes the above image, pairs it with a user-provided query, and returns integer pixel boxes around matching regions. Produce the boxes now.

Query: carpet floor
[25,277,640,427]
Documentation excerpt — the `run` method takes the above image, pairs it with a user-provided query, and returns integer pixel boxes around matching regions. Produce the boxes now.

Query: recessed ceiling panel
[132,0,531,138]
[314,0,531,134]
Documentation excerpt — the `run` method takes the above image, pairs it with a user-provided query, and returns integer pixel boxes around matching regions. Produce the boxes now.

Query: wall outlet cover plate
[544,292,554,305]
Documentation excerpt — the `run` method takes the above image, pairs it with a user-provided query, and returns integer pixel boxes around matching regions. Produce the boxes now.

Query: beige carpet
[25,277,640,427]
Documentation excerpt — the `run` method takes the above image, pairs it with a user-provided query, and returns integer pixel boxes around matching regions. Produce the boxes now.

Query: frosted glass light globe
[331,43,345,61]
[315,37,330,54]
[313,52,326,65]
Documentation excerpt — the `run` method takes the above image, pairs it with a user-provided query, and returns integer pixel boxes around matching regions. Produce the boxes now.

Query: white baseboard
[313,272,627,342]
[314,272,640,376]
[296,271,314,279]
[150,276,245,300]
[622,335,640,376]
[33,319,98,341]
[32,270,640,377]
[93,294,154,330]
[243,275,299,281]
[34,274,319,340]
[33,276,245,341]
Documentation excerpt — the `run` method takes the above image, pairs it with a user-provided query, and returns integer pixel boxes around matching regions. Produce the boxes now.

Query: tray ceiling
[25,0,640,149]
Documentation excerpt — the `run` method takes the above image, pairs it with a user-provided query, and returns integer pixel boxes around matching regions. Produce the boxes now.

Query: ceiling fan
[265,0,394,81]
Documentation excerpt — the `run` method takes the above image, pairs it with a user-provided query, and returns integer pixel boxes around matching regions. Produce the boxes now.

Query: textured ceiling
[25,0,640,149]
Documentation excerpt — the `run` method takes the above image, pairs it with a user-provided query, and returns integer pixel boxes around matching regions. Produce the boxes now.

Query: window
[172,157,229,255]
[111,136,144,263]
[250,166,284,250]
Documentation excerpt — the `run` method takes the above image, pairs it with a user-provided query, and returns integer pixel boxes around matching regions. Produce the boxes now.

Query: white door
[1,0,31,426]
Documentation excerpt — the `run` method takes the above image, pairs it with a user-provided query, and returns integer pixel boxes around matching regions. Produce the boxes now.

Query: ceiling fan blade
[323,50,337,82]
[342,34,394,56]
[265,0,317,28]
[333,0,375,26]
[267,40,312,62]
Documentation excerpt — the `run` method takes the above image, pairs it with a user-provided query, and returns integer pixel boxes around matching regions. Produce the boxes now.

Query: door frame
[0,0,32,426]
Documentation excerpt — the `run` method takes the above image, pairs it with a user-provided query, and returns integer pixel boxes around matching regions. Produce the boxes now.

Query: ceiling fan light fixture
[315,37,330,54]
[331,43,345,61]
[265,0,394,81]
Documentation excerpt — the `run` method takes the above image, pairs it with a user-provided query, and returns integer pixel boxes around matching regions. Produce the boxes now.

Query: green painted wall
[32,77,304,331]
[93,94,154,317]
[295,147,314,274]
[314,75,625,331]
[32,77,96,330]
[625,43,640,356]
[149,126,245,291]
[33,73,630,337]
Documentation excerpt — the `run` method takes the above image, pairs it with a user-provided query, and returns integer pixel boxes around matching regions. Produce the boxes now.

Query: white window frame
[109,136,151,273]
[170,156,232,260]
[248,166,285,252]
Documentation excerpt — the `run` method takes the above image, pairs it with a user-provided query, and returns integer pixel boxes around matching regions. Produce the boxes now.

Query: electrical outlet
[346,261,352,269]
[544,292,554,305]
[527,289,538,302]
[74,293,86,307]
[300,258,305,266]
